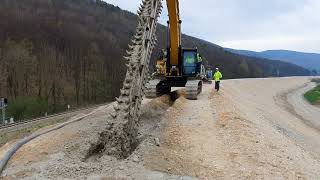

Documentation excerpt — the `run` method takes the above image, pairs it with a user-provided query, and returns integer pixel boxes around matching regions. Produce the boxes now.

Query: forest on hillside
[0,0,310,120]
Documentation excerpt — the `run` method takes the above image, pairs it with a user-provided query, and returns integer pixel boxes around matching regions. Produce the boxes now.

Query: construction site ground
[1,77,320,179]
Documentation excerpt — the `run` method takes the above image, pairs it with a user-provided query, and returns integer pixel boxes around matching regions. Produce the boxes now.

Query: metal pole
[2,107,5,125]
[1,98,4,124]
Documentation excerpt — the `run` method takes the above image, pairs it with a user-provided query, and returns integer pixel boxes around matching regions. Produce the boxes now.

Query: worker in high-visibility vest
[214,68,223,92]
[197,53,202,62]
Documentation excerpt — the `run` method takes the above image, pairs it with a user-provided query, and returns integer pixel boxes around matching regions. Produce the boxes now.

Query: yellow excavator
[146,0,205,100]
[105,0,205,158]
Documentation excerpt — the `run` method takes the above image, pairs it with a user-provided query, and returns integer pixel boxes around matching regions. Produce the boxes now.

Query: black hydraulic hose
[0,105,109,175]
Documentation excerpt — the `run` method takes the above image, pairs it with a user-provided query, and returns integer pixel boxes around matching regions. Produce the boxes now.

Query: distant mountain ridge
[226,48,320,72]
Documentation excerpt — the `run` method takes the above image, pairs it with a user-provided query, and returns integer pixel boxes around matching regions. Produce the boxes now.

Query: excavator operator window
[183,51,197,65]
[182,50,198,76]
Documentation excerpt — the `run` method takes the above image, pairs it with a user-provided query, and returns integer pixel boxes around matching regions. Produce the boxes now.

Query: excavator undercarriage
[145,79,203,100]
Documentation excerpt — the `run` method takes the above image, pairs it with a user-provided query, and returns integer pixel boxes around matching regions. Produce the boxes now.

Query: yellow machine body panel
[166,0,181,67]
[156,59,167,75]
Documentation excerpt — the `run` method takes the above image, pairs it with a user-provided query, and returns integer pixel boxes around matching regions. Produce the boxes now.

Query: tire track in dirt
[286,82,320,129]
[222,78,320,178]
[145,78,320,179]
[145,85,278,179]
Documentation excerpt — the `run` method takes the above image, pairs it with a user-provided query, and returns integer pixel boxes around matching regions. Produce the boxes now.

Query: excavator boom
[167,0,181,66]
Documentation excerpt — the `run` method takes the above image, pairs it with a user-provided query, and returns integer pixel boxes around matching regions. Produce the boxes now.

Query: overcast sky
[104,0,320,53]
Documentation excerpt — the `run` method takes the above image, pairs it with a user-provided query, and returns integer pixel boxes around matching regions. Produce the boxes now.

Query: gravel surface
[1,77,320,179]
[287,82,320,129]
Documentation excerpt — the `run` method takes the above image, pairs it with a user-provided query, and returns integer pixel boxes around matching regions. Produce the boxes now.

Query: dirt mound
[86,93,179,160]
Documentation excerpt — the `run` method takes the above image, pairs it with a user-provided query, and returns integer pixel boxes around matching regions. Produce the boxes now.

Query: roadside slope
[1,77,320,179]
[287,83,320,128]
[146,77,320,179]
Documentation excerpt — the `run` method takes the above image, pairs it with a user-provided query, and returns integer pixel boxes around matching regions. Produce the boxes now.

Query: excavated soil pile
[86,92,179,160]
[1,93,187,179]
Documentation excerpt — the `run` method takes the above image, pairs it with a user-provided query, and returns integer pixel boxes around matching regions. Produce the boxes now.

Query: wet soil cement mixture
[1,77,320,179]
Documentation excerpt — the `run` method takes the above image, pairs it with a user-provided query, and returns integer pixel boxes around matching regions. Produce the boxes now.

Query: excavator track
[95,0,163,158]
[145,79,172,98]
[185,80,203,100]
[145,79,161,98]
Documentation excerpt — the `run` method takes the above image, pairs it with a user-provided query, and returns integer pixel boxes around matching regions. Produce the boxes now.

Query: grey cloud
[104,0,320,53]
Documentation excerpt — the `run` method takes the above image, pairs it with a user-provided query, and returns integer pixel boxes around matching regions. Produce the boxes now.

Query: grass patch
[304,85,320,104]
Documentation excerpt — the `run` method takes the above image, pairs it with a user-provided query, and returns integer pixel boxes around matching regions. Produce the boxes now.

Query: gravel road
[287,82,320,129]
[1,77,320,179]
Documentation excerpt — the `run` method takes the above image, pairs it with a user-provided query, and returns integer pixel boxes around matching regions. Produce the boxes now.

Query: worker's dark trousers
[215,81,220,91]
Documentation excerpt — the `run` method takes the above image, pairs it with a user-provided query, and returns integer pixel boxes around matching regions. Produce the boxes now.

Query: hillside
[0,0,310,118]
[226,48,320,73]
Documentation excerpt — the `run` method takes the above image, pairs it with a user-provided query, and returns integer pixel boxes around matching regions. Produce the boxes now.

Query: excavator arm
[167,0,181,66]
[166,0,201,79]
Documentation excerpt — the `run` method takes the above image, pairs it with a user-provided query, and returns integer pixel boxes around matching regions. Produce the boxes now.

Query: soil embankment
[1,77,320,179]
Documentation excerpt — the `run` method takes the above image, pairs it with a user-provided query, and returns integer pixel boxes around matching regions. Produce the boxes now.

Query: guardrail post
[2,109,5,125]
[10,118,14,124]
[1,98,5,124]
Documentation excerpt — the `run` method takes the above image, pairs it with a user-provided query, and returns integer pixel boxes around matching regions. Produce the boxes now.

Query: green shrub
[304,85,320,104]
[6,97,48,121]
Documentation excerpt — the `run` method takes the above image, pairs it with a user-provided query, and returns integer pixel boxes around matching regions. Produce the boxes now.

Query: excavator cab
[182,49,201,77]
